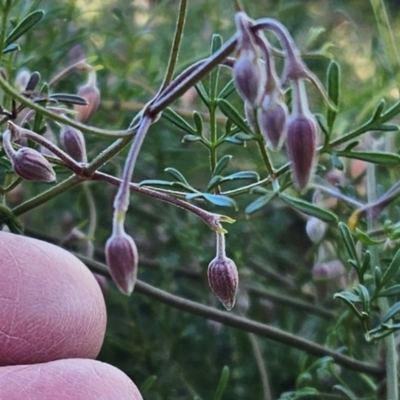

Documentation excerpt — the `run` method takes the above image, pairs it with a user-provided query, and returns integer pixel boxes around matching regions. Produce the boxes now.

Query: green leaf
[209,34,223,101]
[315,113,328,136]
[218,99,253,135]
[214,366,229,400]
[206,175,224,191]
[280,194,338,223]
[138,179,190,190]
[162,108,196,134]
[334,292,363,319]
[195,82,210,106]
[381,98,400,122]
[213,155,232,176]
[222,171,259,182]
[330,153,344,170]
[335,150,400,165]
[374,266,382,289]
[186,193,237,209]
[2,43,19,54]
[361,250,371,275]
[218,79,236,99]
[5,10,45,47]
[370,99,385,122]
[338,222,359,267]
[379,285,400,297]
[164,167,190,185]
[381,248,400,288]
[182,134,202,143]
[333,385,357,400]
[326,60,340,131]
[354,284,370,311]
[140,375,157,394]
[192,111,203,136]
[49,93,88,105]
[245,191,276,214]
[382,301,400,323]
[355,228,383,245]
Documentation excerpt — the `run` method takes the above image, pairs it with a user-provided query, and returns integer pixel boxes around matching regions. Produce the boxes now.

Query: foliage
[1,0,400,399]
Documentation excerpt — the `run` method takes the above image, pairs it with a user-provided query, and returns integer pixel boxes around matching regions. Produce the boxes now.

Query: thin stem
[78,255,383,376]
[159,0,187,93]
[0,73,136,137]
[12,175,82,216]
[370,0,400,90]
[92,171,233,233]
[366,135,398,400]
[215,232,226,257]
[113,116,152,222]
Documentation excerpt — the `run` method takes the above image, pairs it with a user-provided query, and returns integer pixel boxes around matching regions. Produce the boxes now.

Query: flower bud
[60,125,87,162]
[306,217,327,243]
[258,94,288,151]
[74,71,100,123]
[207,255,239,310]
[12,147,56,182]
[312,260,345,302]
[286,112,318,190]
[105,231,138,295]
[233,12,266,106]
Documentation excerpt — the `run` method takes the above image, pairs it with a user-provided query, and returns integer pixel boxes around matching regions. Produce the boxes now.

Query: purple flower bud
[207,255,239,310]
[74,72,100,123]
[258,94,288,151]
[233,12,266,106]
[60,125,87,162]
[306,217,327,243]
[312,260,345,302]
[286,112,318,190]
[105,231,138,295]
[12,147,56,182]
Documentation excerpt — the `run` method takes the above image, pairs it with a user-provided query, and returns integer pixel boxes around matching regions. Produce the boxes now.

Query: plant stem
[159,0,187,92]
[366,136,398,400]
[370,0,400,90]
[77,254,383,376]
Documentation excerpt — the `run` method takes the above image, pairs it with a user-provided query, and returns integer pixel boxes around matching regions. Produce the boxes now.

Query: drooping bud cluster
[60,125,87,163]
[105,223,138,296]
[207,232,239,310]
[232,11,324,189]
[2,128,56,183]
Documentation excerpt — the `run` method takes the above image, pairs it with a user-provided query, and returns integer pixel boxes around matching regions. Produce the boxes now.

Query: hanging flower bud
[233,12,266,106]
[312,260,345,302]
[306,216,327,243]
[208,255,239,310]
[60,125,87,163]
[12,147,56,182]
[74,70,100,123]
[105,229,138,295]
[258,93,288,151]
[207,232,238,310]
[286,79,318,190]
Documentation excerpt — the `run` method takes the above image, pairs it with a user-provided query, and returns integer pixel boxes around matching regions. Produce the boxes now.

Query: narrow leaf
[326,60,340,131]
[280,194,338,223]
[218,79,236,99]
[162,108,196,134]
[2,43,19,54]
[193,111,203,136]
[5,10,45,46]
[379,285,400,297]
[195,82,210,106]
[164,167,190,185]
[338,222,359,266]
[355,228,383,245]
[214,366,229,400]
[218,99,253,135]
[209,34,222,101]
[382,301,400,323]
[213,155,232,176]
[370,99,385,122]
[206,175,224,191]
[381,248,400,288]
[333,385,358,400]
[222,171,259,182]
[245,193,275,214]
[203,193,237,209]
[336,150,400,165]
[50,93,88,105]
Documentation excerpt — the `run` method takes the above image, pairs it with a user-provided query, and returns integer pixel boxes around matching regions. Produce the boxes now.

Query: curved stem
[0,73,136,137]
[78,255,383,377]
[159,0,188,93]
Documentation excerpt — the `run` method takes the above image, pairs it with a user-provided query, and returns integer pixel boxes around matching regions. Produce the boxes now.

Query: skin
[0,231,143,400]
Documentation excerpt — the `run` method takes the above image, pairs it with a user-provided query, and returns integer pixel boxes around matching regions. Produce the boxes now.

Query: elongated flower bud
[12,147,56,182]
[233,12,266,106]
[105,230,138,295]
[286,113,317,189]
[60,125,87,162]
[208,255,239,310]
[258,94,288,151]
[312,260,345,302]
[74,71,100,123]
